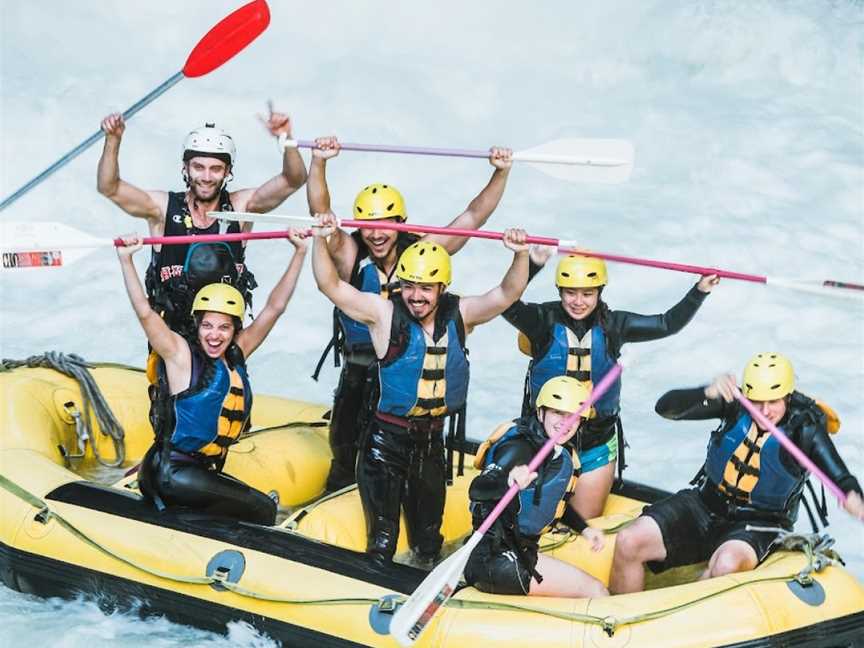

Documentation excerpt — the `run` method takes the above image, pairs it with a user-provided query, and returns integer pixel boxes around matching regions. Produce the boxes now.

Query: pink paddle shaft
[733,389,846,502]
[476,364,623,536]
[338,221,765,284]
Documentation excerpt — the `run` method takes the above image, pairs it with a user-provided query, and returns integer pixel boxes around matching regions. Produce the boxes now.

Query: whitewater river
[1,1,862,645]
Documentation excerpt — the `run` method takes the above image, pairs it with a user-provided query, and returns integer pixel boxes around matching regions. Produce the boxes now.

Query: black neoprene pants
[326,357,374,492]
[356,419,446,562]
[153,454,276,526]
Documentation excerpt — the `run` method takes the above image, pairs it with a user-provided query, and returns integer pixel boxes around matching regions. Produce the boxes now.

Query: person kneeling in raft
[504,249,719,521]
[610,352,864,594]
[311,212,530,566]
[116,230,308,525]
[465,376,609,598]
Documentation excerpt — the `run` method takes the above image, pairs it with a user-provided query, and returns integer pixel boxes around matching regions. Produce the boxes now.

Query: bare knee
[615,527,648,563]
[710,549,756,577]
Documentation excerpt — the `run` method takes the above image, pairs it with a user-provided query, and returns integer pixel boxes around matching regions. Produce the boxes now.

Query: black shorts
[464,540,539,595]
[641,488,783,574]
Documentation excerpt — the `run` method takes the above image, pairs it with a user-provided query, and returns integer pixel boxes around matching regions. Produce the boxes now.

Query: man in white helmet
[97,108,307,332]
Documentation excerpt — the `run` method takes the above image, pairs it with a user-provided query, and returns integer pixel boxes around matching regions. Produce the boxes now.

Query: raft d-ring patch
[206,550,246,592]
[787,578,825,606]
[369,594,403,635]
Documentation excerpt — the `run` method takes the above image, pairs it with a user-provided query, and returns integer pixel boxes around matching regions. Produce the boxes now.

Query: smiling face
[360,221,400,261]
[400,280,444,322]
[752,397,788,428]
[184,156,229,202]
[197,311,236,358]
[559,287,600,320]
[539,406,581,445]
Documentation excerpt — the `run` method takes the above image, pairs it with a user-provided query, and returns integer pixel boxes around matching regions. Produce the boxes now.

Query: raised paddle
[0,221,295,270]
[277,134,635,184]
[211,212,864,299]
[733,387,847,503]
[0,0,271,212]
[389,364,624,646]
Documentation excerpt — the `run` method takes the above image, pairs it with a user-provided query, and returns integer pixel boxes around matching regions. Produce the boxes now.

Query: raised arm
[460,228,529,330]
[235,230,309,358]
[312,214,391,347]
[116,236,183,361]
[655,374,738,421]
[613,275,719,344]
[424,147,513,254]
[97,114,167,223]
[238,108,307,214]
[306,136,357,278]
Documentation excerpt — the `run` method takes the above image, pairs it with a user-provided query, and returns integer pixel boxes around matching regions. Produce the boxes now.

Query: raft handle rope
[0,471,845,636]
[1,353,126,467]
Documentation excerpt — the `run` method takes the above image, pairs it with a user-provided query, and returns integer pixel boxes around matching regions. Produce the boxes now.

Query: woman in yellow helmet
[504,250,719,520]
[116,230,308,524]
[465,376,608,597]
[307,135,514,493]
[312,212,530,565]
[610,352,864,594]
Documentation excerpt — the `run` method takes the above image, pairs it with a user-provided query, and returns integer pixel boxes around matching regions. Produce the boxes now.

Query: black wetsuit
[640,388,861,572]
[139,343,276,526]
[321,231,419,492]
[465,417,587,594]
[503,282,708,455]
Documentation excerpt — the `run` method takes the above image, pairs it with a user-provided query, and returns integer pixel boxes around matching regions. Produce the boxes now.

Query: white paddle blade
[1,221,110,270]
[390,532,482,646]
[210,211,315,225]
[515,138,635,183]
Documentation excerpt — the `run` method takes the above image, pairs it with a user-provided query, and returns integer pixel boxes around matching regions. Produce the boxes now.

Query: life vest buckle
[601,616,618,637]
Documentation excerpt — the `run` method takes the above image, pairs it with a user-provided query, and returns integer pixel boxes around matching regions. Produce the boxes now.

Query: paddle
[0,0,271,212]
[733,388,846,502]
[389,364,623,646]
[278,134,635,184]
[212,212,864,299]
[0,221,294,270]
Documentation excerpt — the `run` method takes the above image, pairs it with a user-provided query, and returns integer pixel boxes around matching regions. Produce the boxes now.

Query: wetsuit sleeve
[501,300,550,351]
[527,258,545,283]
[609,284,708,344]
[559,504,588,532]
[655,387,736,421]
[469,440,535,502]
[802,424,863,497]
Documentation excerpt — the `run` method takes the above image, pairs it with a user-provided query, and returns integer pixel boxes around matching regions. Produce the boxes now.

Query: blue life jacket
[528,323,620,416]
[484,425,577,537]
[704,413,806,513]
[377,294,469,418]
[170,353,252,458]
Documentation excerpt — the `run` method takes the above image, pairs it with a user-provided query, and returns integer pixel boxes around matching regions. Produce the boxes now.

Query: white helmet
[182,123,235,166]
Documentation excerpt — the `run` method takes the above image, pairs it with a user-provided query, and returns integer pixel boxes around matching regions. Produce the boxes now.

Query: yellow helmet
[555,255,607,289]
[353,184,406,221]
[396,242,451,286]
[535,376,595,419]
[191,283,245,318]
[741,352,795,401]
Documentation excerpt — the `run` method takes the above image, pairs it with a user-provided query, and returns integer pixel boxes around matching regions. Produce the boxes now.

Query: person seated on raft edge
[465,376,609,598]
[609,352,864,595]
[503,245,720,522]
[115,229,309,526]
[311,211,530,567]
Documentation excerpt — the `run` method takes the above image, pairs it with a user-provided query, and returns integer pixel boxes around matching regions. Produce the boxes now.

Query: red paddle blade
[182,0,271,78]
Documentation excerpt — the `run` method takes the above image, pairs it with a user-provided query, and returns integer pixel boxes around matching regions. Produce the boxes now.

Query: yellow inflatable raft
[1,361,862,647]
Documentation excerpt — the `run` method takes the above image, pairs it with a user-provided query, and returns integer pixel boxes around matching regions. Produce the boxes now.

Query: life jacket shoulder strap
[473,420,517,469]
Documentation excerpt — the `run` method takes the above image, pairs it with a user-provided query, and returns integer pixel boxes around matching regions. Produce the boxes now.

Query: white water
[1,1,862,645]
